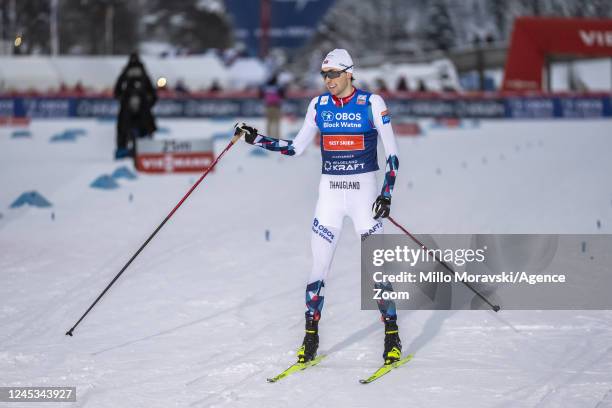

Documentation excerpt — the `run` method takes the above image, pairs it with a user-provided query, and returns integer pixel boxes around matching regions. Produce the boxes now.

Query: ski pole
[387,216,501,312]
[66,127,245,337]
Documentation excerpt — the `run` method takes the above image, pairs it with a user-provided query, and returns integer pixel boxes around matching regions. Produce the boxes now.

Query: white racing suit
[247,88,399,322]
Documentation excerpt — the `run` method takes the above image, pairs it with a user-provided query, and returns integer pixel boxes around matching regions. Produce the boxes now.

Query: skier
[239,49,401,365]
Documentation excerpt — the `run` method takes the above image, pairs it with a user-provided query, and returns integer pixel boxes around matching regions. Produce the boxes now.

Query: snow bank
[0,55,267,92]
[356,59,461,92]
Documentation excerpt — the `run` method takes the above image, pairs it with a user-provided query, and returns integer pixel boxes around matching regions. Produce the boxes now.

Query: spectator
[209,80,222,93]
[396,76,409,92]
[417,79,428,92]
[113,53,157,159]
[375,78,389,93]
[175,78,190,94]
[74,81,85,94]
[259,72,285,139]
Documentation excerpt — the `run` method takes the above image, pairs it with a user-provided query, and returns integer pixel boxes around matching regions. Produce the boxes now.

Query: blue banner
[224,0,335,56]
[1,95,611,119]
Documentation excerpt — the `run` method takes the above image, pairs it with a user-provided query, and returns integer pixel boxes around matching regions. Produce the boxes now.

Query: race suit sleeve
[249,97,318,156]
[370,94,399,199]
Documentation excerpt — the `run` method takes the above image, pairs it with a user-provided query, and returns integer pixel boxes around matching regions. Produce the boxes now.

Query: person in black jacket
[114,53,158,159]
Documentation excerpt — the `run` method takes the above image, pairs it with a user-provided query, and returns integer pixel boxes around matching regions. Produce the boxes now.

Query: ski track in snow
[1,118,612,407]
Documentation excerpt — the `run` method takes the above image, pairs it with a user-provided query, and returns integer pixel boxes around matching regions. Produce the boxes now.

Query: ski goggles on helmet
[320,65,353,79]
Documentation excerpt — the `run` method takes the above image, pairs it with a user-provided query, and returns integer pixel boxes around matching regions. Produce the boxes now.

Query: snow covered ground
[1,117,612,407]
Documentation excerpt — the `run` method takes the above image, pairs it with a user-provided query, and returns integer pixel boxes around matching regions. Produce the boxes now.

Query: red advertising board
[0,117,31,126]
[503,17,612,91]
[135,139,215,173]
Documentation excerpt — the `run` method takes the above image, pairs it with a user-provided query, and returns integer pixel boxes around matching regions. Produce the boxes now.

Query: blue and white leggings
[305,173,397,322]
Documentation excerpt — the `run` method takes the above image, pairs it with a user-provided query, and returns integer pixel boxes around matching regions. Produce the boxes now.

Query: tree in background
[424,0,455,52]
[2,0,611,57]
[0,0,51,54]
[0,0,230,55]
[140,0,232,53]
[0,0,138,55]
[571,0,612,17]
[487,0,509,41]
[314,0,424,60]
[59,0,138,54]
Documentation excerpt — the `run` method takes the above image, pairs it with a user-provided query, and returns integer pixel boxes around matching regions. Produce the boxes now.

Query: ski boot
[297,317,319,363]
[383,320,402,365]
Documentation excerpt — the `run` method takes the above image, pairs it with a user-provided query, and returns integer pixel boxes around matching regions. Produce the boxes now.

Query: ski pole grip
[232,123,247,143]
[231,130,243,143]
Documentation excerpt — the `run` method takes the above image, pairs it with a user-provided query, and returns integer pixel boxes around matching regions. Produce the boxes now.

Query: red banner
[135,152,215,173]
[135,138,215,173]
[322,135,365,151]
[503,17,612,91]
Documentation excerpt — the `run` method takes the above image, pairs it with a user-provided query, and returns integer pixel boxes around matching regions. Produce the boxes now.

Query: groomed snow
[1,117,612,407]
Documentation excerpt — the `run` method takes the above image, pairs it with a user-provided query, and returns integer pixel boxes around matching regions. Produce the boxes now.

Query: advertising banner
[503,17,612,90]
[1,95,611,119]
[135,138,215,174]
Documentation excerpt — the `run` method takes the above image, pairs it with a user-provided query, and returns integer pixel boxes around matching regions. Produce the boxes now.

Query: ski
[266,355,326,383]
[359,354,414,384]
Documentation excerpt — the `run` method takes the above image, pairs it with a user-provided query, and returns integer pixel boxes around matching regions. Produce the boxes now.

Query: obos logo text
[321,111,362,122]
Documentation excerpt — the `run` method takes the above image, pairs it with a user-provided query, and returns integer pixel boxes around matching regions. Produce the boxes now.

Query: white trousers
[308,172,384,285]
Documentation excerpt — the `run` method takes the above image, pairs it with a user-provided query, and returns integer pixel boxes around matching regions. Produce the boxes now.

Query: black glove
[372,195,391,219]
[236,123,258,144]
